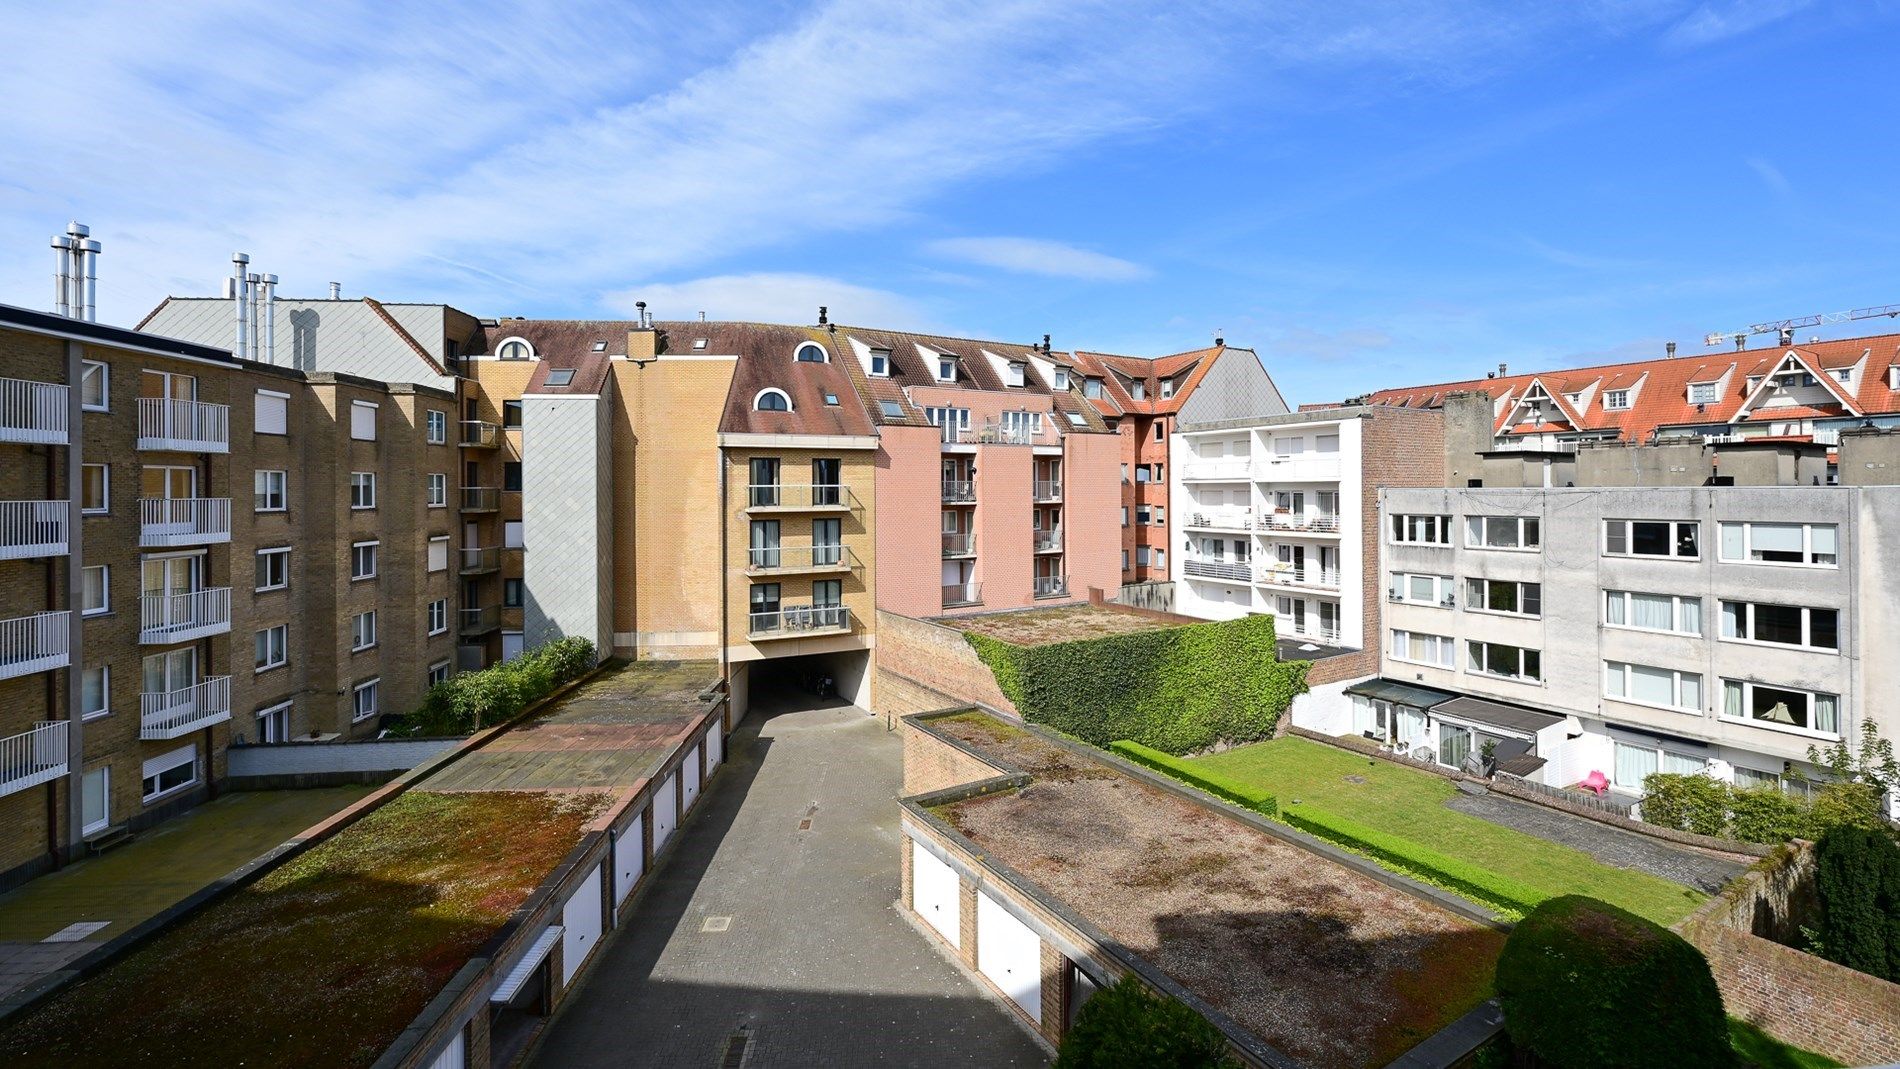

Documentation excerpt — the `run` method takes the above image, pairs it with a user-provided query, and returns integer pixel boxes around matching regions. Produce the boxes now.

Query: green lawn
[1186,737,1708,925]
[1728,1018,1844,1069]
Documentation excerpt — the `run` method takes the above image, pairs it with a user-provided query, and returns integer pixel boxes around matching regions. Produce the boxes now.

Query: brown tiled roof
[642,322,876,438]
[1071,345,1223,417]
[829,326,1112,434]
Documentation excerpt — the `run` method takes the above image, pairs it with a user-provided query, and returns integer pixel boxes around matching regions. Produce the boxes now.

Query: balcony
[743,484,858,513]
[140,676,232,740]
[1032,574,1069,599]
[1261,453,1341,481]
[137,397,229,453]
[1033,531,1063,553]
[942,582,982,607]
[0,377,69,445]
[1182,458,1253,481]
[1033,480,1062,503]
[1183,558,1252,582]
[1284,625,1345,646]
[461,486,501,513]
[460,605,501,636]
[460,547,501,574]
[1258,566,1342,590]
[140,497,231,547]
[140,588,232,644]
[0,611,71,680]
[942,533,975,558]
[745,544,858,576]
[1261,512,1342,535]
[0,501,69,559]
[0,722,69,799]
[941,480,976,504]
[1185,508,1253,532]
[748,604,851,640]
[460,421,501,448]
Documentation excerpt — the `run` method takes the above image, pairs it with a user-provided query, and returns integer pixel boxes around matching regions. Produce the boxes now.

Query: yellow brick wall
[722,445,876,660]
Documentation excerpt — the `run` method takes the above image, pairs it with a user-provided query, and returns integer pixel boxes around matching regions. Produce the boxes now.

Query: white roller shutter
[978,889,1042,1023]
[615,815,645,905]
[682,746,701,811]
[254,391,288,435]
[653,773,678,853]
[910,840,960,948]
[350,400,378,440]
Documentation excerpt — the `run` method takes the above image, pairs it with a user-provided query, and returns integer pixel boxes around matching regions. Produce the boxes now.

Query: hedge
[1055,974,1238,1068]
[387,636,597,736]
[966,613,1308,754]
[1641,772,1887,845]
[1110,741,1278,817]
[1277,805,1547,918]
[1812,826,1900,982]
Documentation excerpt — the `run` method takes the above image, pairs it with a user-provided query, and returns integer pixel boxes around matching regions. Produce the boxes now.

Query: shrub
[1640,773,1732,838]
[967,614,1308,754]
[1496,895,1731,1069]
[1278,805,1545,918]
[1727,787,1814,845]
[388,637,598,736]
[1812,826,1900,982]
[1055,975,1237,1069]
[1109,741,1277,817]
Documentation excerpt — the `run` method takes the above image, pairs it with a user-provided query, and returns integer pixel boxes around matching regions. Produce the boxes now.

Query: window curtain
[1815,694,1839,734]
[1723,680,1744,718]
[1632,593,1674,631]
[1662,751,1705,775]
[1679,598,1702,635]
[1605,592,1626,626]
[1614,742,1658,790]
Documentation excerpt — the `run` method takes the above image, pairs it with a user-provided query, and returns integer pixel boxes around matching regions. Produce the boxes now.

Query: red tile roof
[1070,344,1225,418]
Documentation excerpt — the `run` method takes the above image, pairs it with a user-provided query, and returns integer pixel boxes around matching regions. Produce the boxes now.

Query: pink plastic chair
[1580,770,1609,797]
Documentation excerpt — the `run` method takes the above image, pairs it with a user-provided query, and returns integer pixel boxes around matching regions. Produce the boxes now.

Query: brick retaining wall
[873,611,1018,716]
[1695,926,1900,1066]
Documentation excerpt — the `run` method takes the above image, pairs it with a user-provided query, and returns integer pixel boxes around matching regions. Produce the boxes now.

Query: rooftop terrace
[938,603,1190,646]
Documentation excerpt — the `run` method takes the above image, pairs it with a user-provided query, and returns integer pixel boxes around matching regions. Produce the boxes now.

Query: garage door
[682,745,702,812]
[425,1031,465,1069]
[653,773,679,853]
[978,889,1042,1023]
[706,725,723,771]
[910,840,960,949]
[615,814,645,905]
[561,865,603,985]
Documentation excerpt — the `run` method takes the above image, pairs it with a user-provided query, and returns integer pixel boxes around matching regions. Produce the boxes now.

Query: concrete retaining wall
[227,738,460,788]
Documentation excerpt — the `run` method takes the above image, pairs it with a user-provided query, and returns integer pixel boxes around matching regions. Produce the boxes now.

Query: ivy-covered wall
[965,613,1308,754]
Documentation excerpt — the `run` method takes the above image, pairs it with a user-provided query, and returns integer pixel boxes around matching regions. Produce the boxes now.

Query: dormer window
[1083,377,1102,399]
[1006,362,1025,388]
[1746,375,1763,391]
[1053,368,1069,390]
[1603,389,1630,411]
[1130,381,1147,401]
[1160,377,1175,399]
[497,338,533,361]
[794,342,828,363]
[754,388,793,411]
[1833,368,1853,383]
[1688,382,1718,406]
[869,349,890,377]
[937,357,955,382]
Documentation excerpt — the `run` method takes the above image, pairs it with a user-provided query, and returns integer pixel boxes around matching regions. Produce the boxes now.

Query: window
[1833,367,1853,383]
[1603,389,1631,410]
[1053,367,1068,390]
[924,407,970,442]
[869,349,890,377]
[82,565,108,615]
[1160,377,1175,399]
[1389,573,1455,606]
[748,457,781,507]
[1315,433,1341,453]
[1468,641,1541,682]
[1153,422,1165,442]
[497,338,533,360]
[1083,377,1102,398]
[351,541,378,580]
[504,521,524,549]
[1134,465,1149,483]
[1273,437,1304,457]
[81,665,109,719]
[936,356,955,382]
[255,625,288,672]
[428,598,448,635]
[254,390,288,435]
[503,461,523,492]
[81,464,108,513]
[350,400,377,441]
[1135,546,1151,566]
[1604,661,1702,712]
[352,679,380,722]
[1604,590,1701,635]
[500,399,523,429]
[1390,629,1455,668]
[754,388,792,412]
[1722,679,1839,736]
[1391,514,1452,545]
[1720,601,1839,651]
[811,458,842,506]
[1603,519,1699,559]
[1688,382,1719,405]
[351,611,377,651]
[80,360,109,411]
[794,342,828,363]
[1465,515,1540,550]
[1466,578,1541,616]
[1005,362,1025,387]
[1154,548,1166,568]
[999,411,1043,438]
[426,409,447,444]
[255,548,289,592]
[428,536,449,572]
[254,470,287,512]
[426,473,446,507]
[504,578,524,608]
[1130,380,1146,400]
[349,472,376,509]
[428,661,451,687]
[1135,505,1151,525]
[141,745,197,802]
[878,400,903,418]
[1718,522,1837,566]
[545,368,575,387]
[256,701,292,743]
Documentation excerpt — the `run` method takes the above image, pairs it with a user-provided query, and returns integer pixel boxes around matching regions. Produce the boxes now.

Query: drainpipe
[63,341,85,860]
[718,445,729,688]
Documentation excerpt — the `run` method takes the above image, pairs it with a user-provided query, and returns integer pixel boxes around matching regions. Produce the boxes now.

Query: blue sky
[1,0,1896,404]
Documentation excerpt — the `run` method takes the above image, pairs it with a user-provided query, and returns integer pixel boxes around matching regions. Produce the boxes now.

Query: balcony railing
[0,377,69,445]
[460,421,501,448]
[942,533,975,558]
[137,397,229,452]
[461,486,501,512]
[1033,480,1062,502]
[0,501,69,560]
[140,497,231,547]
[1032,574,1069,599]
[1033,531,1063,553]
[941,480,975,503]
[0,611,71,680]
[0,722,68,798]
[942,582,982,607]
[1183,558,1252,582]
[1262,512,1341,534]
[459,547,501,574]
[1259,567,1342,589]
[140,676,232,740]
[748,604,851,639]
[1262,453,1341,480]
[460,606,501,635]
[140,587,232,644]
[1284,624,1344,646]
[1182,458,1253,481]
[743,484,858,511]
[745,544,858,575]
[1185,509,1252,531]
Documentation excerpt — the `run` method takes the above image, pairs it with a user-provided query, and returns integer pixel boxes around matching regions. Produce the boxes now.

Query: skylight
[1066,412,1085,426]
[693,338,708,350]
[879,400,905,418]
[590,341,606,352]
[546,369,575,387]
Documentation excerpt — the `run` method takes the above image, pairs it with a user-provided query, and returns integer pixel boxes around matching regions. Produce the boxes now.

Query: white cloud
[605,273,922,326]
[1745,156,1795,198]
[1665,0,1814,47]
[923,236,1147,281]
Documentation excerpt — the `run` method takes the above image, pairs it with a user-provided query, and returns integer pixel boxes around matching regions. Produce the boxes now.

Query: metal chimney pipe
[328,281,341,300]
[51,235,74,317]
[260,274,279,364]
[78,238,101,322]
[247,272,263,361]
[233,253,252,359]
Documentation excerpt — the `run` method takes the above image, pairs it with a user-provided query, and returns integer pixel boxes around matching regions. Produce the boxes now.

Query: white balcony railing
[0,722,69,798]
[1286,625,1345,646]
[941,480,976,503]
[137,397,229,452]
[461,420,501,448]
[1258,567,1342,589]
[140,588,232,644]
[1183,558,1252,582]
[745,544,858,574]
[942,582,982,607]
[140,497,231,547]
[745,484,858,511]
[140,676,232,740]
[1262,512,1341,534]
[748,605,851,639]
[461,486,501,512]
[942,533,975,558]
[1034,531,1063,553]
[1033,480,1062,502]
[1032,574,1069,599]
[459,547,501,573]
[0,377,69,445]
[0,611,71,680]
[1262,453,1341,480]
[1182,458,1253,481]
[1185,508,1253,530]
[0,501,70,559]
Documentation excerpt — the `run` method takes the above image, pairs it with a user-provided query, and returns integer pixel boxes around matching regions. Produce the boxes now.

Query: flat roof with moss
[928,712,1505,1069]
[938,604,1189,646]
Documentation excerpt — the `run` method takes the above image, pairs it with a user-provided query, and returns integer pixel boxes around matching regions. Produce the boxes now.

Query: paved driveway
[1444,792,1747,893]
[529,690,1048,1068]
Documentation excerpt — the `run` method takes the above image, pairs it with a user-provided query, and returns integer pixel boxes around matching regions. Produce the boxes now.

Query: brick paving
[529,690,1048,1068]
[1443,792,1746,893]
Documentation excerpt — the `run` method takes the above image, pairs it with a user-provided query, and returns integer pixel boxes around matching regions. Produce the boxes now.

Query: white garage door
[706,725,723,771]
[910,840,960,949]
[682,745,702,812]
[561,865,603,985]
[615,814,645,905]
[978,889,1042,1023]
[653,773,679,853]
[425,1031,465,1069]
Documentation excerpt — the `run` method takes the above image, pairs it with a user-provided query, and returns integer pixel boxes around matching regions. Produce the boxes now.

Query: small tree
[1807,719,1899,825]
[1056,975,1237,1069]
[1813,826,1900,982]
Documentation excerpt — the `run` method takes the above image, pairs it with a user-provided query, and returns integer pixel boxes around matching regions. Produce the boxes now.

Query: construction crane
[1704,303,1900,350]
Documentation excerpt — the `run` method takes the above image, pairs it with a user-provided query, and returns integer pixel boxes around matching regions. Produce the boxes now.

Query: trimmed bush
[1639,772,1884,846]
[967,614,1308,754]
[1727,786,1813,845]
[1055,975,1237,1069]
[1640,772,1733,838]
[1813,826,1900,982]
[390,636,597,736]
[1278,805,1546,918]
[1110,741,1278,817]
[1496,895,1731,1069]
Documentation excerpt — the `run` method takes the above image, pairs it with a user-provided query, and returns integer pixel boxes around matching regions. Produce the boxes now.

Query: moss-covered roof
[938,604,1188,646]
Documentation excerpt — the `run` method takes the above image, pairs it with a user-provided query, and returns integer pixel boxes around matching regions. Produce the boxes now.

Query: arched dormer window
[496,337,534,361]
[754,388,793,412]
[794,342,829,363]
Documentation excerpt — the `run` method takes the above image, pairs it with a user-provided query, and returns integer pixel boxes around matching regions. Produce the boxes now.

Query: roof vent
[1666,341,1676,358]
[1214,336,1224,347]
[1498,363,1508,377]
[329,282,342,300]
[817,305,828,326]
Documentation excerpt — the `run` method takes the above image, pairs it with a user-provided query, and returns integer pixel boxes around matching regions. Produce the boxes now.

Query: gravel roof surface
[938,605,1185,646]
[932,714,1504,1069]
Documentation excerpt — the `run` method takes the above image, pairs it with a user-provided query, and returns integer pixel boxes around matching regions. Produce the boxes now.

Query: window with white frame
[425,410,447,444]
[255,547,289,591]
[1720,601,1839,651]
[256,701,292,743]
[255,625,288,672]
[1603,519,1699,559]
[1717,521,1837,566]
[1467,640,1541,682]
[1136,505,1151,525]
[1005,362,1025,387]
[428,598,448,635]
[1390,514,1452,545]
[80,360,109,411]
[254,390,288,435]
[1083,377,1102,398]
[427,536,449,572]
[351,611,377,651]
[1604,661,1702,712]
[936,356,955,382]
[868,349,890,377]
[81,665,109,719]
[81,464,108,514]
[352,679,380,722]
[794,342,828,363]
[1273,436,1304,457]
[428,661,451,687]
[1603,389,1631,410]
[350,400,378,440]
[254,470,287,512]
[1612,739,1706,791]
[1604,590,1701,635]
[1154,548,1166,568]
[1833,367,1853,383]
[1687,382,1719,405]
[141,745,197,801]
[349,472,376,509]
[999,411,1043,437]
[1390,629,1455,668]
[1467,577,1540,616]
[1052,367,1068,390]
[426,473,446,507]
[1721,679,1839,736]
[1465,515,1540,550]
[753,388,792,412]
[82,565,108,615]
[351,541,378,580]
[1388,573,1454,606]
